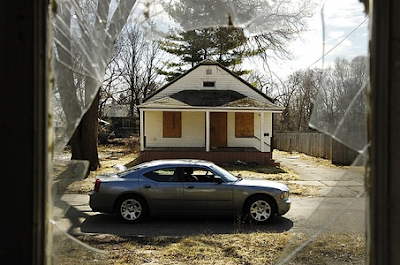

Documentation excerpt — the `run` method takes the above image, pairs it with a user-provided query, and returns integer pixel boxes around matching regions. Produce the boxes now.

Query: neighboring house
[137,59,284,165]
[102,103,138,137]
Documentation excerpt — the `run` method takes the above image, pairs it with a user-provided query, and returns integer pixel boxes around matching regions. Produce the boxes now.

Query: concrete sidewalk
[273,150,365,197]
[273,150,366,234]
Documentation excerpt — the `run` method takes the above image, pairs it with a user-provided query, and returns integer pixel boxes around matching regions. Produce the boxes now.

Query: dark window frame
[203,81,215,87]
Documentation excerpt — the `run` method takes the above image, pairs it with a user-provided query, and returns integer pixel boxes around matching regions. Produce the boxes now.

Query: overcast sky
[281,0,369,76]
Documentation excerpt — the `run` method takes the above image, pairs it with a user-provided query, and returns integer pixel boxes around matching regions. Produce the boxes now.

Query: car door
[139,167,183,212]
[181,166,233,212]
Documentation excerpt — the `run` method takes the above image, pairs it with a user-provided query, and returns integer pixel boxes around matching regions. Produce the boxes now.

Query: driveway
[55,150,365,236]
[273,150,364,197]
[273,150,366,234]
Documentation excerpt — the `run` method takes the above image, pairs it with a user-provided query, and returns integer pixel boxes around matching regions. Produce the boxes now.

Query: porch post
[206,110,210,152]
[140,109,144,151]
[260,112,265,152]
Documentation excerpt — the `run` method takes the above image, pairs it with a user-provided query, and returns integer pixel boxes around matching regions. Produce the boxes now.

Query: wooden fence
[273,132,359,165]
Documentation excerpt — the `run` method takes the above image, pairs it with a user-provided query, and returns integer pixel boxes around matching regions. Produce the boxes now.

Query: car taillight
[94,178,101,191]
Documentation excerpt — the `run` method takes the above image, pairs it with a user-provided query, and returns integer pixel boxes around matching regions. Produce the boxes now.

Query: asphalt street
[55,151,366,237]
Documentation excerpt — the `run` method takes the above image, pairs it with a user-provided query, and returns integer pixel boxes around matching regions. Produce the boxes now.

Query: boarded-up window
[163,112,182,138]
[235,112,254,137]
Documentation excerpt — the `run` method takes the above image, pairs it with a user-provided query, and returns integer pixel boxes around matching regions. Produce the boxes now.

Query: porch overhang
[137,93,284,113]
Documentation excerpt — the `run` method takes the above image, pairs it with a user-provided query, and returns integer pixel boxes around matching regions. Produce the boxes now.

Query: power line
[304,16,369,72]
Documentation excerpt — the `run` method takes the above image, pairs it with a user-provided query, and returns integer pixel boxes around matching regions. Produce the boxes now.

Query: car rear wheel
[117,195,148,223]
[245,195,276,224]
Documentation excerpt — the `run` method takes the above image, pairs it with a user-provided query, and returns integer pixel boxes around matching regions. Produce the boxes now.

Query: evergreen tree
[158,27,255,81]
[158,0,313,81]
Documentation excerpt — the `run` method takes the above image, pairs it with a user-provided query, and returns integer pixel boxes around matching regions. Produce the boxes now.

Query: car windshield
[210,164,239,182]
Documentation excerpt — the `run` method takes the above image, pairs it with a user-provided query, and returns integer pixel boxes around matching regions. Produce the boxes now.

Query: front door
[210,112,227,148]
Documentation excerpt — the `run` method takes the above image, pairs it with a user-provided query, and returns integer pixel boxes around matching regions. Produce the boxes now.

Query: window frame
[203,81,215,87]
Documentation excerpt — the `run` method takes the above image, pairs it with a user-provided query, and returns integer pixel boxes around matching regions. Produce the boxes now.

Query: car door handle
[143,184,151,188]
[185,185,194,189]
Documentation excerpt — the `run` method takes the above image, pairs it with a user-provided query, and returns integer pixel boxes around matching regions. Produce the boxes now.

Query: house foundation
[139,147,280,166]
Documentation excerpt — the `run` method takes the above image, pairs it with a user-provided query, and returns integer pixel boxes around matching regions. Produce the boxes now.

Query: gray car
[89,159,291,224]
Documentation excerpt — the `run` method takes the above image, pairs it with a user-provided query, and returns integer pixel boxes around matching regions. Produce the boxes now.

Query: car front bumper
[277,198,291,216]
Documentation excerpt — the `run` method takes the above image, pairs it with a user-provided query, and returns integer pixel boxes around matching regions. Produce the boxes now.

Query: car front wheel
[117,195,148,223]
[245,195,276,224]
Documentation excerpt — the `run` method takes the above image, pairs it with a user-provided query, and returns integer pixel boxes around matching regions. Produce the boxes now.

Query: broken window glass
[50,0,368,263]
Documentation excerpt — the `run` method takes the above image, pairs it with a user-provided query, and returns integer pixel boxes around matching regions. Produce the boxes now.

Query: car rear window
[118,162,151,178]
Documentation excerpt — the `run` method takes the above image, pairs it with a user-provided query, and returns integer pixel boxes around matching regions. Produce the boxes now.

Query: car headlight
[280,191,290,200]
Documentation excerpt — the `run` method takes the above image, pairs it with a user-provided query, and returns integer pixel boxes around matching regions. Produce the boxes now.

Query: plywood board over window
[235,112,254,137]
[163,112,182,138]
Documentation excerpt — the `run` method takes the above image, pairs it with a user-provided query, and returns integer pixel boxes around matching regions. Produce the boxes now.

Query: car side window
[182,167,217,182]
[144,168,179,182]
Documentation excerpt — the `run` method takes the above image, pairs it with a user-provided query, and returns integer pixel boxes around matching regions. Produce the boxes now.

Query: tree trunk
[70,91,100,172]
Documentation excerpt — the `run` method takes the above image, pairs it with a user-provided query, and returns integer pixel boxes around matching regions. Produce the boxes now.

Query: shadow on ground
[65,205,293,237]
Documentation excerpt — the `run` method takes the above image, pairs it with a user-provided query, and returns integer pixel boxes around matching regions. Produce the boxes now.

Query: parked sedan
[89,159,291,224]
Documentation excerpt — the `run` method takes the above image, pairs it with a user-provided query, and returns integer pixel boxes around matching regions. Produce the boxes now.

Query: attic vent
[206,69,212,75]
[203,81,215,87]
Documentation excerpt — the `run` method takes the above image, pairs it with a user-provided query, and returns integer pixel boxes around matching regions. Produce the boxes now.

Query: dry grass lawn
[55,232,364,265]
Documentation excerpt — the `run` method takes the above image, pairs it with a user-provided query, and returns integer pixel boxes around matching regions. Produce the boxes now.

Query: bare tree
[53,0,135,171]
[274,69,320,131]
[274,56,367,133]
[244,71,277,96]
[103,23,163,117]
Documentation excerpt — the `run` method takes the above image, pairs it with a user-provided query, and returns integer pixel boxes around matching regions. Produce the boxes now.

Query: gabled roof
[143,59,275,103]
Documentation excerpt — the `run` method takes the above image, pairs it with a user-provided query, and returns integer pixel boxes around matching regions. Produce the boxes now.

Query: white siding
[227,112,256,148]
[145,110,273,151]
[145,111,205,147]
[227,112,273,152]
[150,65,272,104]
[264,112,273,137]
[261,113,273,152]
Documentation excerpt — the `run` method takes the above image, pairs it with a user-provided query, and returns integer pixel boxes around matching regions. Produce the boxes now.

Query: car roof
[142,159,216,168]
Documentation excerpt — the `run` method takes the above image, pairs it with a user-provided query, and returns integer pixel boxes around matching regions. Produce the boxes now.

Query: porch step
[264,153,281,167]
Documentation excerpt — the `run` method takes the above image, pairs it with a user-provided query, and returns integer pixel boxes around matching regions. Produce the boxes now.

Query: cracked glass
[50,0,368,263]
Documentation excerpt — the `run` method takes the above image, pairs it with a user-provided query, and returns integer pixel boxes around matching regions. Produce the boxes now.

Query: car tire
[116,195,148,223]
[244,195,276,224]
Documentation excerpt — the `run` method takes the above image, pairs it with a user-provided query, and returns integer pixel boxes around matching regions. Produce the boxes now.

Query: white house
[137,59,284,165]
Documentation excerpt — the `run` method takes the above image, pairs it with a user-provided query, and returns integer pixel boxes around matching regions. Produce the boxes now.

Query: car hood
[235,178,289,191]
